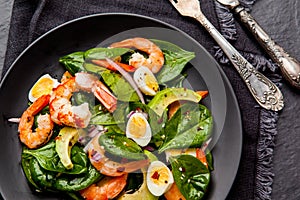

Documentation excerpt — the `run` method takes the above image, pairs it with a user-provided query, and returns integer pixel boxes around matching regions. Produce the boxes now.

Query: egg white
[28,74,60,102]
[126,112,151,147]
[146,160,174,196]
[133,66,158,96]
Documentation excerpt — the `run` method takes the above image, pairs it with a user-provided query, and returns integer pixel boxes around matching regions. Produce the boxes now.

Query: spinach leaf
[72,92,95,106]
[21,154,43,191]
[158,103,213,152]
[105,124,126,135]
[90,102,127,126]
[100,70,139,102]
[90,111,122,125]
[84,47,131,60]
[28,157,102,192]
[22,141,88,175]
[151,39,195,84]
[54,163,102,192]
[99,133,145,160]
[205,150,214,171]
[59,52,85,76]
[83,62,107,74]
[29,158,58,191]
[85,64,139,102]
[170,155,210,200]
[124,172,144,194]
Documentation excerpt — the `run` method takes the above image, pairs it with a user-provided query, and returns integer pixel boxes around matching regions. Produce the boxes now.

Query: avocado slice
[55,127,80,169]
[148,88,202,116]
[117,168,158,200]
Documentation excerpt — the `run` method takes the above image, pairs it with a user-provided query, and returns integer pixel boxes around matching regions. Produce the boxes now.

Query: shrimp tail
[93,81,117,113]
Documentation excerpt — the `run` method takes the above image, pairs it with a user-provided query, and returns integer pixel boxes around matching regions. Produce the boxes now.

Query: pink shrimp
[75,72,117,113]
[18,94,54,149]
[80,174,128,200]
[49,77,90,128]
[85,133,150,177]
[49,72,117,128]
[110,37,164,73]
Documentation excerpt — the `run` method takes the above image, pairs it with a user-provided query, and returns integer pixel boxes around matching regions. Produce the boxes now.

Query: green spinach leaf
[54,163,102,192]
[205,150,214,171]
[90,102,127,126]
[21,154,43,191]
[151,39,195,84]
[170,155,210,200]
[28,157,102,192]
[90,111,122,125]
[84,64,139,102]
[29,158,58,191]
[83,62,107,74]
[101,70,139,102]
[99,133,145,160]
[84,47,131,60]
[158,103,213,152]
[22,141,88,174]
[59,52,85,76]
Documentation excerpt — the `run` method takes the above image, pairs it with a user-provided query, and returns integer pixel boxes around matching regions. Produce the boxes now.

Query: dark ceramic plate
[0,13,242,199]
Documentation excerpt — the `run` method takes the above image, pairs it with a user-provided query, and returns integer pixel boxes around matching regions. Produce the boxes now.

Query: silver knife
[216,0,300,90]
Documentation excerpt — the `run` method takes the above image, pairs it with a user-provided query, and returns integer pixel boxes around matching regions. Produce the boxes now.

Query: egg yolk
[145,74,158,92]
[150,166,170,185]
[128,116,147,138]
[31,77,55,99]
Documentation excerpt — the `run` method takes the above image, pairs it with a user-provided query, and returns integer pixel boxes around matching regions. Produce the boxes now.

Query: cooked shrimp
[110,37,164,73]
[196,148,208,169]
[49,72,117,128]
[75,72,117,112]
[164,182,186,200]
[60,71,73,83]
[49,77,91,128]
[85,133,150,176]
[80,174,128,200]
[18,94,54,149]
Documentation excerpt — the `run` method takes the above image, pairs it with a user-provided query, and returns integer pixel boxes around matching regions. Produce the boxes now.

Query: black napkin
[2,0,281,199]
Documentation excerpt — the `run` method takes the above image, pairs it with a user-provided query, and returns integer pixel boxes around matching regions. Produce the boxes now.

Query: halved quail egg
[133,66,159,96]
[126,112,151,147]
[28,74,60,102]
[146,160,174,196]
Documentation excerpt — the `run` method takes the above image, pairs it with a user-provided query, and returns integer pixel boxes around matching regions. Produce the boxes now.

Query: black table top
[0,0,299,199]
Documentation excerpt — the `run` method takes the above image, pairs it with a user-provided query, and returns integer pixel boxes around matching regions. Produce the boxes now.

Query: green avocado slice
[55,127,80,169]
[148,88,202,116]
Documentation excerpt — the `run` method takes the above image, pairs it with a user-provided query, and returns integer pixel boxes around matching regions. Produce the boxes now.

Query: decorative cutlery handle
[234,6,300,89]
[195,14,284,111]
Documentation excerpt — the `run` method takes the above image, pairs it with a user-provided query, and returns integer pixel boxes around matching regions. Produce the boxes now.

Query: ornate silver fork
[216,0,300,90]
[169,0,284,111]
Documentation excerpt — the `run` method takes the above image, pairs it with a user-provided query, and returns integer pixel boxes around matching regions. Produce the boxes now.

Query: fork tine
[168,0,188,16]
[168,0,201,17]
[168,0,178,9]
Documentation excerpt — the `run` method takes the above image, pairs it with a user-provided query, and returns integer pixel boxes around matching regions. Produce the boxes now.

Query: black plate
[0,13,242,199]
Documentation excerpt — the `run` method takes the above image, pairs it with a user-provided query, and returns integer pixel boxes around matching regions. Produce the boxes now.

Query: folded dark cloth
[2,0,280,199]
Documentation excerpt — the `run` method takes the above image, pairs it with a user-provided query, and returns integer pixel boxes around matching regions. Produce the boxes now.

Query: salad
[13,37,214,200]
